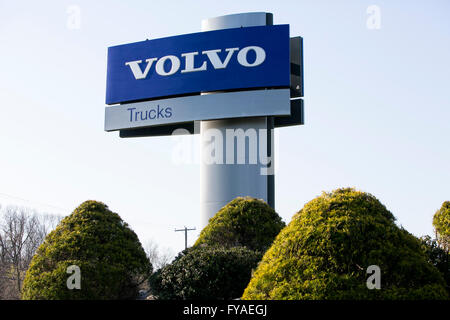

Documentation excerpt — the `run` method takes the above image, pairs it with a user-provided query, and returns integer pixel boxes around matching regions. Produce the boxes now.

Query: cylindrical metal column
[200,12,275,229]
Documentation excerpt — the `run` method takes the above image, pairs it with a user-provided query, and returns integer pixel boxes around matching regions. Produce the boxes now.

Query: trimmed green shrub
[194,197,285,252]
[433,201,450,251]
[149,197,283,300]
[242,188,448,300]
[22,200,151,300]
[150,246,261,299]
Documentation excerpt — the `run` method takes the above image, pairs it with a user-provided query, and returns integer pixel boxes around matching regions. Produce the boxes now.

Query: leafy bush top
[22,200,151,300]
[150,246,261,300]
[433,201,450,250]
[242,188,448,300]
[194,197,285,252]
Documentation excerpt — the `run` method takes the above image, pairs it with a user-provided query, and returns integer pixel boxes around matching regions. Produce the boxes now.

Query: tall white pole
[200,13,275,229]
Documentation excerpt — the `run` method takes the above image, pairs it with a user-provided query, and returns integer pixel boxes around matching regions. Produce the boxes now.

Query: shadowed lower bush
[150,246,261,299]
[149,197,284,300]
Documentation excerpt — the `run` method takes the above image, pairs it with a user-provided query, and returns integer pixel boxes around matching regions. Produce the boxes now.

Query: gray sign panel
[104,89,290,132]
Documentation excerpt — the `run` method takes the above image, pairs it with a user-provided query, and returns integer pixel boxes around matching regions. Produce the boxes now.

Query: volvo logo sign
[104,12,304,228]
[125,46,267,79]
[106,25,290,105]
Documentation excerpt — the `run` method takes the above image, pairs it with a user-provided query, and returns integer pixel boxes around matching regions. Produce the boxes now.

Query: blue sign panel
[106,25,290,105]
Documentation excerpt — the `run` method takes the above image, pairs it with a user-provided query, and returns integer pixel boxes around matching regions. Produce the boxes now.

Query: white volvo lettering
[202,47,239,69]
[125,58,157,80]
[125,46,266,80]
[181,52,207,73]
[237,46,266,67]
[155,55,180,76]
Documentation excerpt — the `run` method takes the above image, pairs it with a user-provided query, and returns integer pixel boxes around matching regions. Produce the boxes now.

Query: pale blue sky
[0,0,449,256]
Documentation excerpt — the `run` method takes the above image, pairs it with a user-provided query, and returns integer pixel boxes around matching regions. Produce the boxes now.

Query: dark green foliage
[242,188,448,300]
[194,197,285,252]
[22,200,151,300]
[421,236,450,295]
[150,246,261,299]
[150,197,283,300]
[433,201,450,251]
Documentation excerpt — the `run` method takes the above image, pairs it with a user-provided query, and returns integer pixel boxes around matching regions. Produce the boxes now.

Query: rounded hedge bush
[22,200,151,300]
[242,188,448,300]
[150,246,261,299]
[433,201,450,250]
[194,197,285,252]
